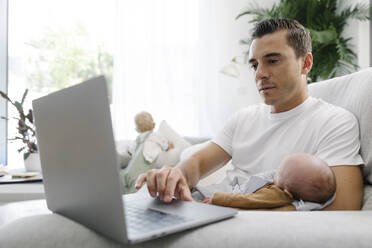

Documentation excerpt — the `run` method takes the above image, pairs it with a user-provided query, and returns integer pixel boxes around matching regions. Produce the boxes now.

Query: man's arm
[181,142,231,188]
[136,142,231,202]
[323,165,363,210]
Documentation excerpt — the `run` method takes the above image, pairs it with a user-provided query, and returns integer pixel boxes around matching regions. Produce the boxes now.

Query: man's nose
[255,64,269,82]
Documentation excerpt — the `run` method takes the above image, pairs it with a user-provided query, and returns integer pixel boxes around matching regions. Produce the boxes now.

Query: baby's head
[273,153,336,203]
[134,111,155,133]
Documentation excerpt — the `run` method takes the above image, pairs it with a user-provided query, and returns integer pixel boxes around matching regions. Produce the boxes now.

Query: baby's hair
[287,164,336,203]
[134,111,155,133]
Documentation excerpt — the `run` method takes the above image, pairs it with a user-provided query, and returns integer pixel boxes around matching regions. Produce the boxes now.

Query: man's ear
[301,52,313,75]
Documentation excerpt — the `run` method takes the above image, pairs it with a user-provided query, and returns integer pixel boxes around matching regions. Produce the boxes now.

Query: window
[1,0,249,168]
[0,0,8,165]
[5,0,115,167]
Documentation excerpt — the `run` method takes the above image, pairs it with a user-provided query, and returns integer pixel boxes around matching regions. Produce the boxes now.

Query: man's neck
[271,92,309,113]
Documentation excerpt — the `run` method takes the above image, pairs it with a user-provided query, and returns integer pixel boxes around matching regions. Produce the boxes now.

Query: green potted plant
[236,0,371,82]
[0,89,39,171]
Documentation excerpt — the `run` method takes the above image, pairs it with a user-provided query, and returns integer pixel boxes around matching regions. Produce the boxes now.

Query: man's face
[248,30,311,113]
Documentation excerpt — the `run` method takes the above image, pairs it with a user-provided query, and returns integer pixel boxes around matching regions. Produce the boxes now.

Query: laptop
[32,76,237,244]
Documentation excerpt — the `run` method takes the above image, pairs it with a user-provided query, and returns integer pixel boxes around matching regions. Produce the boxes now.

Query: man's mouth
[259,86,276,92]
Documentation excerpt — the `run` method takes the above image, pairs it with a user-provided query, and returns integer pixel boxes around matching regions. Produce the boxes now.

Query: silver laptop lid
[32,76,128,243]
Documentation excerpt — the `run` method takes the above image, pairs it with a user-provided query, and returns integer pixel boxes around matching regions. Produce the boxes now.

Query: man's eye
[250,64,258,70]
[268,59,279,64]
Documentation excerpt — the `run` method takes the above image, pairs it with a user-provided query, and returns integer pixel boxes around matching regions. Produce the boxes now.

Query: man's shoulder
[309,97,356,122]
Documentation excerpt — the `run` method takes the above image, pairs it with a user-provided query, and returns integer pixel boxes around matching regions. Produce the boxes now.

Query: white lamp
[220,54,249,78]
[219,57,240,78]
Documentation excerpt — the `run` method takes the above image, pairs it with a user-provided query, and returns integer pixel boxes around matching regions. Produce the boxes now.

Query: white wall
[343,0,371,69]
[212,0,279,123]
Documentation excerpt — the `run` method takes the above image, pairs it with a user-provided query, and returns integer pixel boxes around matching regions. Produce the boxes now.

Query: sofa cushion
[1,207,372,248]
[116,139,134,168]
[309,68,372,184]
[362,184,372,210]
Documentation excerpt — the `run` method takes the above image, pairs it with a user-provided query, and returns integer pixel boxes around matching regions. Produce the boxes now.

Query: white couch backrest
[309,68,372,184]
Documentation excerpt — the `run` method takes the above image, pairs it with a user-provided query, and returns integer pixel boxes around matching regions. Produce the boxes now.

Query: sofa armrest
[2,202,372,248]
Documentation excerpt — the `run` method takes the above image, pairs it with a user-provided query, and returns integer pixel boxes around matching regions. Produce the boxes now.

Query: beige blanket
[211,184,296,211]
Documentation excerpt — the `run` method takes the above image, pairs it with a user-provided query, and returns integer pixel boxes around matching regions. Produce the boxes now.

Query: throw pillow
[156,120,191,150]
[116,139,135,169]
[153,120,191,168]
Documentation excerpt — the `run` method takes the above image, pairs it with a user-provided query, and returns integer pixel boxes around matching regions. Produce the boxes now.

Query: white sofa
[2,68,372,248]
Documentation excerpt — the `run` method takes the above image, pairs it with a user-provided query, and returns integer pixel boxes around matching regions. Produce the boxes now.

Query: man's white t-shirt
[212,96,364,184]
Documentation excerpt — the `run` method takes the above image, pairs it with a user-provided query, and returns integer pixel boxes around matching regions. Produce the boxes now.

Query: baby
[273,153,336,204]
[202,153,336,210]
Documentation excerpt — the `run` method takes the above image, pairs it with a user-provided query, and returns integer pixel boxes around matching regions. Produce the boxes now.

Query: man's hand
[136,142,231,203]
[135,166,193,203]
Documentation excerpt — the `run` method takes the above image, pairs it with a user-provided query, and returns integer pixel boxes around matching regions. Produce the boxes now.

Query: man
[136,18,364,210]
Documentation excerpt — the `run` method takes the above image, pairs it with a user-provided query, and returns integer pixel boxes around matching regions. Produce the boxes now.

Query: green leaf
[14,101,25,117]
[18,147,26,153]
[26,109,34,124]
[239,38,251,45]
[308,29,337,44]
[236,2,277,22]
[0,90,12,102]
[24,152,31,160]
[340,3,371,21]
[21,89,29,106]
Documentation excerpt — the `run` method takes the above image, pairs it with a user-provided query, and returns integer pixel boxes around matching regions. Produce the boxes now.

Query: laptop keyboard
[125,205,188,236]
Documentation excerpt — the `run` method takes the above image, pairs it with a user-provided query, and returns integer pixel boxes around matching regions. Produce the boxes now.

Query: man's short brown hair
[251,18,312,58]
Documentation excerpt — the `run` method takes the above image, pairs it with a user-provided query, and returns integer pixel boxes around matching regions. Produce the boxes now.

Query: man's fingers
[179,184,193,201]
[156,167,171,201]
[163,170,180,203]
[164,168,187,202]
[135,173,147,189]
[146,169,158,197]
[136,167,192,202]
[167,170,193,201]
[199,197,211,204]
[177,174,193,201]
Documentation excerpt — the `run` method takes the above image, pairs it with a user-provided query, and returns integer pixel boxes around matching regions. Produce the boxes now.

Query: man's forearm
[177,155,202,189]
[323,165,363,210]
[176,143,232,189]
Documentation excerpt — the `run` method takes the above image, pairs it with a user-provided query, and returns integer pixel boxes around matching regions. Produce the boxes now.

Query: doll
[121,111,176,193]
[132,111,174,163]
